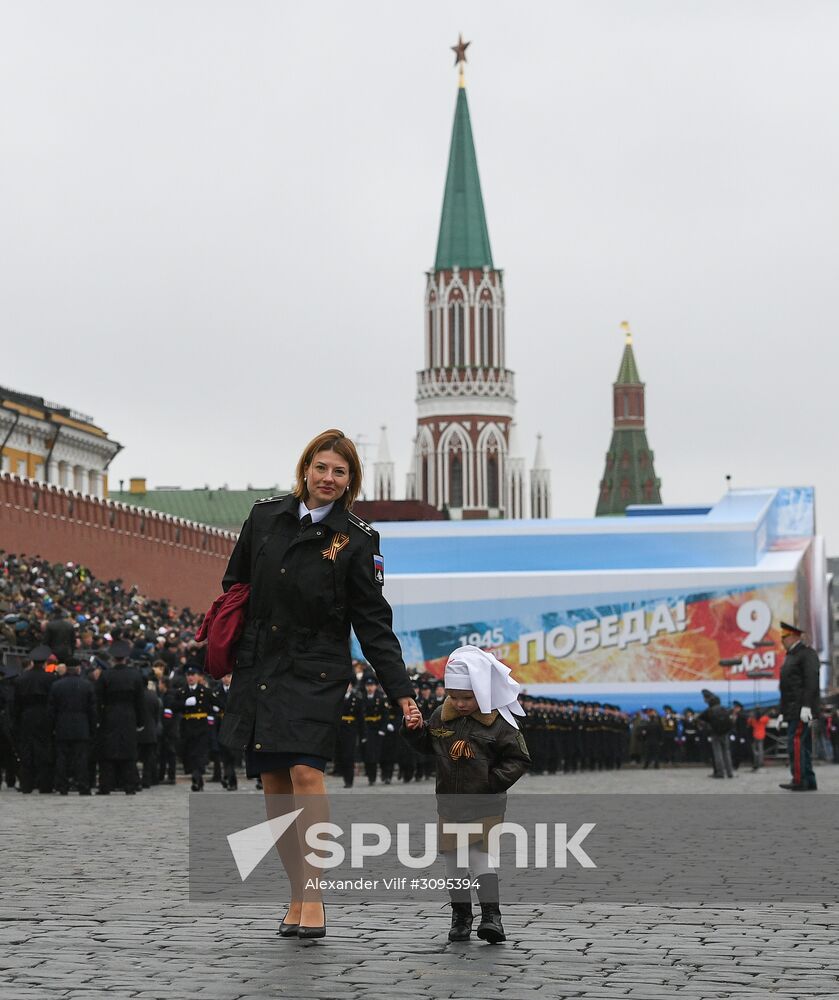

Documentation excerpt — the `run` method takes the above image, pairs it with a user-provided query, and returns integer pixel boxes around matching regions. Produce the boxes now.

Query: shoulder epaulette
[254,494,289,506]
[347,510,374,536]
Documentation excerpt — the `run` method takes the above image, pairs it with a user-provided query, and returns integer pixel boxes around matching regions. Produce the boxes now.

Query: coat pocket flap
[291,657,353,683]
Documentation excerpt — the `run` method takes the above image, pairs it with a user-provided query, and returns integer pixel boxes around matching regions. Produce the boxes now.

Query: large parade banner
[393,580,796,687]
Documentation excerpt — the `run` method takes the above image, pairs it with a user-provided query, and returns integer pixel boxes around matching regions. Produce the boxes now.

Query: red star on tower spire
[451,34,471,87]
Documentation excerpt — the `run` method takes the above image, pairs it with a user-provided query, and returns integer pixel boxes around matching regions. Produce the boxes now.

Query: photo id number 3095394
[416,878,482,890]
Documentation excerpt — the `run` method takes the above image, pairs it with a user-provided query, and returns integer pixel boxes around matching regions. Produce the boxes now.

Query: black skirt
[245,747,328,778]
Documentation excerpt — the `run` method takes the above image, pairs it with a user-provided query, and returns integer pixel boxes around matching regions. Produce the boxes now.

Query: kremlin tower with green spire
[596,323,662,516]
[409,37,548,519]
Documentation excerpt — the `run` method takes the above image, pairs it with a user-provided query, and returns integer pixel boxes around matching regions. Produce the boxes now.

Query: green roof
[616,341,642,385]
[108,488,287,532]
[434,86,494,271]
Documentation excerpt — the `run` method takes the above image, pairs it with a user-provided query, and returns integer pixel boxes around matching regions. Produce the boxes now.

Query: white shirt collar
[299,500,335,524]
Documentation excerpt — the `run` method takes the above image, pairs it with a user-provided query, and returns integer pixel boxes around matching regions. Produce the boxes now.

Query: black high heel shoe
[277,904,300,937]
[296,901,326,940]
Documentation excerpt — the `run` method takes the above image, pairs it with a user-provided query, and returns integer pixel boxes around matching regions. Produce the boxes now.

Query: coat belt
[183,712,208,720]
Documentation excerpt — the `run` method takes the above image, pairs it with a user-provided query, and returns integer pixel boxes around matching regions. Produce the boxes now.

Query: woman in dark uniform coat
[219,429,420,938]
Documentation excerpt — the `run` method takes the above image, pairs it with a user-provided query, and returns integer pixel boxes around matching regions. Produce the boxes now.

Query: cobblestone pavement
[3,764,838,1000]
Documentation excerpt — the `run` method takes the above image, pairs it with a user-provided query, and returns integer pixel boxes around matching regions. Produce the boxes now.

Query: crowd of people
[518,695,838,776]
[2,550,838,794]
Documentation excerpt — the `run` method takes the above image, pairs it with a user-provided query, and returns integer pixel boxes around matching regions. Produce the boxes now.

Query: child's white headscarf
[443,645,527,730]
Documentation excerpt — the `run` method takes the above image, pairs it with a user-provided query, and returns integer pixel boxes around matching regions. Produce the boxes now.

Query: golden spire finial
[621,320,632,345]
[451,33,470,88]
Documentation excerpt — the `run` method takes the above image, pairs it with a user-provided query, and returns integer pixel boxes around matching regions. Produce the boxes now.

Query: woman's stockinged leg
[262,768,304,923]
[290,764,329,925]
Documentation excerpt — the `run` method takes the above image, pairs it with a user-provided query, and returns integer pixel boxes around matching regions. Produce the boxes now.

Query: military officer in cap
[661,706,678,766]
[95,639,145,794]
[544,699,560,774]
[137,678,162,788]
[177,664,214,790]
[13,645,56,793]
[336,680,362,787]
[213,673,239,790]
[156,676,180,785]
[411,680,435,780]
[48,658,97,794]
[777,622,820,791]
[682,708,701,763]
[379,696,400,784]
[360,676,387,784]
[730,701,749,770]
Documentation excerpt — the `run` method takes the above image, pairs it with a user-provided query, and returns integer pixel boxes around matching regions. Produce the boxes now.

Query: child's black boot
[447,888,474,942]
[475,873,506,944]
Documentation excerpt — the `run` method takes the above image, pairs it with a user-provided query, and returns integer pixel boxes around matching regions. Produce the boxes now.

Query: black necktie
[300,513,313,529]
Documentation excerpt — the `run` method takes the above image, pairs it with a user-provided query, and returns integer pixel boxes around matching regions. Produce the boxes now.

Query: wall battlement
[0,474,236,611]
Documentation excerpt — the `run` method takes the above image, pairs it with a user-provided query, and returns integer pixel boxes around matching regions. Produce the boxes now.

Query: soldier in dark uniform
[579,703,598,771]
[414,680,436,779]
[379,697,400,784]
[601,704,617,769]
[557,700,572,773]
[615,706,630,768]
[337,680,362,787]
[157,677,180,785]
[213,673,238,790]
[528,698,548,774]
[13,645,55,793]
[177,664,213,791]
[432,680,446,709]
[95,640,145,795]
[137,679,162,788]
[777,621,820,791]
[0,659,19,789]
[567,701,583,773]
[682,708,700,763]
[592,702,607,770]
[48,658,96,794]
[544,699,560,774]
[661,706,678,765]
[85,655,108,790]
[45,607,76,664]
[641,708,663,769]
[730,701,749,770]
[360,676,387,784]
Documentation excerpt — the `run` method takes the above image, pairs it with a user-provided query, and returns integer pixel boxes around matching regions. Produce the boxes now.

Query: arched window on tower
[450,450,464,508]
[486,452,499,508]
[449,295,465,367]
[427,294,435,367]
[421,454,429,503]
[480,295,493,367]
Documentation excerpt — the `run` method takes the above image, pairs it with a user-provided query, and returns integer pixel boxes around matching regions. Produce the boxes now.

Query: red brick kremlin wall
[0,474,235,612]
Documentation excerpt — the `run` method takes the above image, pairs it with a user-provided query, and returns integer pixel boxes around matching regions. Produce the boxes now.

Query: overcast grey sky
[2,2,838,545]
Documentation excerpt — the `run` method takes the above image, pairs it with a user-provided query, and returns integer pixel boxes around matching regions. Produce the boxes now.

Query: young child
[402,645,531,944]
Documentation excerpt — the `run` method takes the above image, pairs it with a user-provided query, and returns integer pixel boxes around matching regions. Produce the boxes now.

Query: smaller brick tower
[596,322,662,516]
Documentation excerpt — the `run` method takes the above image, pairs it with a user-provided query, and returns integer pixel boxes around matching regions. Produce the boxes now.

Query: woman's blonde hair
[293,429,362,509]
